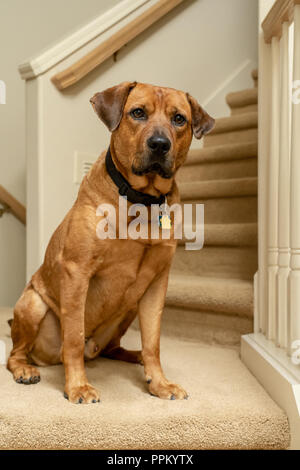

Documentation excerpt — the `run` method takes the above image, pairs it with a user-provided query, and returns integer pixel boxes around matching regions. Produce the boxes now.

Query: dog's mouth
[132,159,174,179]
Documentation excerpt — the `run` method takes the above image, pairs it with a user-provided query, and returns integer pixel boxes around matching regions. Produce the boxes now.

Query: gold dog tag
[159,214,172,229]
[158,197,172,229]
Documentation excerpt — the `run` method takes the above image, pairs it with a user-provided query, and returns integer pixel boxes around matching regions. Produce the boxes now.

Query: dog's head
[90,82,214,183]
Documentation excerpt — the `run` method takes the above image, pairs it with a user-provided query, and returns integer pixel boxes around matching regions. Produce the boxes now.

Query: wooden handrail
[262,0,300,43]
[0,185,26,225]
[51,0,183,91]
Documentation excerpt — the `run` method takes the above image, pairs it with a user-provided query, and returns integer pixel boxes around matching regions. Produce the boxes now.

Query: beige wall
[0,0,121,306]
[0,0,258,305]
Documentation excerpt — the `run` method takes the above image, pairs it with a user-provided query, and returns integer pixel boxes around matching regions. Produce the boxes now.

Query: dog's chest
[84,240,155,333]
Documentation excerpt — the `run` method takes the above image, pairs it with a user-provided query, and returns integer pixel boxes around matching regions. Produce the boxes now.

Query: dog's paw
[13,365,41,385]
[148,380,188,400]
[64,383,100,404]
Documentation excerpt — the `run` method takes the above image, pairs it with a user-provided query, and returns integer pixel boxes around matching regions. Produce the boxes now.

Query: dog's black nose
[147,135,171,156]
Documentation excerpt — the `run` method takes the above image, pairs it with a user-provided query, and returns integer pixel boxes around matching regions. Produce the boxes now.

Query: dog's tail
[7,319,13,327]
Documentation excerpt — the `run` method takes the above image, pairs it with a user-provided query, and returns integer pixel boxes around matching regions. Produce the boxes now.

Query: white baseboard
[241,333,300,450]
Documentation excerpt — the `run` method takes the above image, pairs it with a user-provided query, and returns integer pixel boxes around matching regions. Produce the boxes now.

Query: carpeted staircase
[164,70,258,347]
[0,70,291,449]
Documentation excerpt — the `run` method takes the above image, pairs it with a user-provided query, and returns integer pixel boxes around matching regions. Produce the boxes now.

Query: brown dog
[7,82,214,404]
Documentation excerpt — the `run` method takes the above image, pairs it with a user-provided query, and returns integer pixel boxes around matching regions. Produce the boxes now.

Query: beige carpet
[0,309,289,450]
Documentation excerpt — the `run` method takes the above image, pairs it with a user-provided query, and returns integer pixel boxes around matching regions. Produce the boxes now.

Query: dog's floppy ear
[90,81,137,132]
[186,93,215,139]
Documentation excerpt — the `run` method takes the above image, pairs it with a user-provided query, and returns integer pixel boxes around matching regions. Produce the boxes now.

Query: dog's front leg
[138,267,188,400]
[60,265,100,404]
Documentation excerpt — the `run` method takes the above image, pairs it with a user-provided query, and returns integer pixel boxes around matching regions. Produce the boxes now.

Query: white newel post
[267,36,280,341]
[277,22,292,348]
[288,5,300,354]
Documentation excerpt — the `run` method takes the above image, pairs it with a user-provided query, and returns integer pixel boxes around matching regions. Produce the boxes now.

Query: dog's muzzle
[132,133,173,179]
[132,157,174,179]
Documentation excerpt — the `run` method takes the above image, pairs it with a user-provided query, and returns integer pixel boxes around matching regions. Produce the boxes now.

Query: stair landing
[0,309,289,450]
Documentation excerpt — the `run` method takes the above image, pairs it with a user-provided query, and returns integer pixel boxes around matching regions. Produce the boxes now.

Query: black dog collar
[105,147,167,206]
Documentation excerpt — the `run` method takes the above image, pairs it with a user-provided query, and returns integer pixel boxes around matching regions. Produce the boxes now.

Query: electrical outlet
[74,151,98,184]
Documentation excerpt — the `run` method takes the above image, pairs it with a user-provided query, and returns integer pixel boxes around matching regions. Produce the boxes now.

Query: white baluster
[257,11,272,335]
[277,22,292,348]
[267,36,280,341]
[288,5,300,355]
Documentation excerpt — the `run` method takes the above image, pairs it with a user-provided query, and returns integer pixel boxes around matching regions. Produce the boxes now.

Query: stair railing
[0,185,26,224]
[257,0,300,362]
[51,0,183,91]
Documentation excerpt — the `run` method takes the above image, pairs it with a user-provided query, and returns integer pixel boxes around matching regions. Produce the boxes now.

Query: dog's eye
[130,108,147,120]
[173,114,186,126]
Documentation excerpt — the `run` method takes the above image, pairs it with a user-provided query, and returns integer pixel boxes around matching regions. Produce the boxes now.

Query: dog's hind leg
[85,309,142,364]
[101,345,143,364]
[100,309,143,364]
[7,284,49,384]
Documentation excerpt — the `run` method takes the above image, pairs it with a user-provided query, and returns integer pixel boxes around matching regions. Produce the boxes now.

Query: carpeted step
[178,176,257,224]
[162,305,253,346]
[179,157,258,182]
[166,274,253,318]
[177,157,257,181]
[204,128,257,147]
[186,141,258,165]
[228,88,258,116]
[231,104,258,115]
[181,196,257,224]
[178,223,257,247]
[178,142,258,182]
[172,245,257,280]
[208,113,258,135]
[179,176,257,200]
[228,72,258,113]
[226,88,258,109]
[204,112,258,147]
[0,310,289,450]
